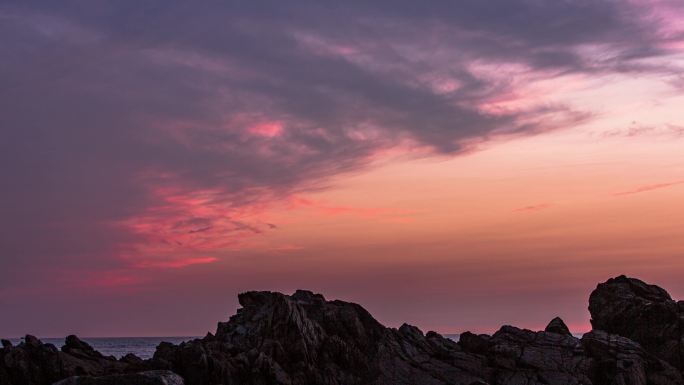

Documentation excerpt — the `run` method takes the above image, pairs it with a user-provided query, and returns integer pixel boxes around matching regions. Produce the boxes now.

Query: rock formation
[52,370,184,385]
[544,317,571,336]
[3,275,684,385]
[0,335,149,385]
[589,274,684,371]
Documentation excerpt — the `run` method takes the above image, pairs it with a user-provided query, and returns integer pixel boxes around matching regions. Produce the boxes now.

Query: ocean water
[7,337,197,359]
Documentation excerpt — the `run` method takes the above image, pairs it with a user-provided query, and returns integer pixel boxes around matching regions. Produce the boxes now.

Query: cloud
[601,122,684,138]
[0,0,682,290]
[613,180,684,196]
[134,257,219,269]
[514,204,553,213]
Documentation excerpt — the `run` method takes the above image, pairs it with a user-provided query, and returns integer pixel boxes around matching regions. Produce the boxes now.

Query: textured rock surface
[0,335,148,385]
[582,330,682,385]
[5,276,684,385]
[460,325,593,385]
[152,289,488,385]
[589,274,684,371]
[52,370,184,385]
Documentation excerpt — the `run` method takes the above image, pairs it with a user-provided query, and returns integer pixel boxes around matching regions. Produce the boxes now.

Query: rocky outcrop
[0,335,149,385]
[545,317,571,336]
[52,370,184,385]
[5,276,684,385]
[149,285,684,385]
[151,289,489,385]
[582,330,682,385]
[589,275,684,371]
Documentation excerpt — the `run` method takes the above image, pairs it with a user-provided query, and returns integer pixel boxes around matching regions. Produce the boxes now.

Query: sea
[6,337,197,359]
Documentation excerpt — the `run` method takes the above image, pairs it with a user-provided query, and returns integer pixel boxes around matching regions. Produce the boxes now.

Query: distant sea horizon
[6,336,199,359]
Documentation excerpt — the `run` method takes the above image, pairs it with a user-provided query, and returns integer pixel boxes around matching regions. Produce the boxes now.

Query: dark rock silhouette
[0,335,148,385]
[589,274,684,371]
[3,275,684,385]
[582,330,682,385]
[544,317,571,336]
[52,370,184,385]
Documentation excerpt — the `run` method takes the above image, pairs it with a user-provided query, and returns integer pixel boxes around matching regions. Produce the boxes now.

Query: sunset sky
[2,1,684,338]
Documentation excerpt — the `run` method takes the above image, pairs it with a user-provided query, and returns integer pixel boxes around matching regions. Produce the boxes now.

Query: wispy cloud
[600,122,684,138]
[134,257,219,269]
[613,180,684,196]
[514,204,553,213]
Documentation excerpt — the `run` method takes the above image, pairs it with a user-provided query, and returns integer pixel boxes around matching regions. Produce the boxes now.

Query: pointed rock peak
[545,317,571,335]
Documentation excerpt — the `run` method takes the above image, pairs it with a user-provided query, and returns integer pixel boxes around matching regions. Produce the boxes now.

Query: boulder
[589,275,684,370]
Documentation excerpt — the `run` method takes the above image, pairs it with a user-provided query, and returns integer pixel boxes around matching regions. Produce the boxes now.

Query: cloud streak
[613,180,684,196]
[514,204,553,213]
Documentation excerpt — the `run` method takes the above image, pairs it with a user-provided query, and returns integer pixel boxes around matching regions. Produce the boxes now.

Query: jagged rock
[0,335,64,385]
[0,335,154,385]
[52,370,184,385]
[6,276,684,385]
[462,325,593,385]
[589,275,684,370]
[545,317,571,336]
[582,330,683,385]
[458,332,490,355]
[153,290,490,385]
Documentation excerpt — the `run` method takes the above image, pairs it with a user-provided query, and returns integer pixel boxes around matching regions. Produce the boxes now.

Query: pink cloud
[134,256,219,269]
[289,196,415,219]
[248,121,284,137]
[613,180,684,196]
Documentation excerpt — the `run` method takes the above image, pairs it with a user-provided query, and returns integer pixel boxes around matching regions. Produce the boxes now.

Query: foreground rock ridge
[2,275,684,385]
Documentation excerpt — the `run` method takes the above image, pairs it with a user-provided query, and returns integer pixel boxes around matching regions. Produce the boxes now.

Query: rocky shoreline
[2,275,683,385]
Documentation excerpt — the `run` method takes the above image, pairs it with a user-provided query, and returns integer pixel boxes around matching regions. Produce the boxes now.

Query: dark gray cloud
[0,0,680,289]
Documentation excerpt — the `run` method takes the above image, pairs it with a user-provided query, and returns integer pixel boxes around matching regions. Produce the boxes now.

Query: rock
[52,370,184,385]
[545,317,572,336]
[0,335,65,385]
[589,275,684,370]
[458,332,490,355]
[582,330,682,385]
[121,353,144,364]
[483,325,593,385]
[6,276,684,385]
[154,290,490,385]
[0,335,154,385]
[61,335,114,362]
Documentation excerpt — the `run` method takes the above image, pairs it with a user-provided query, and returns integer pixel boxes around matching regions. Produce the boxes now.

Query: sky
[2,0,684,338]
